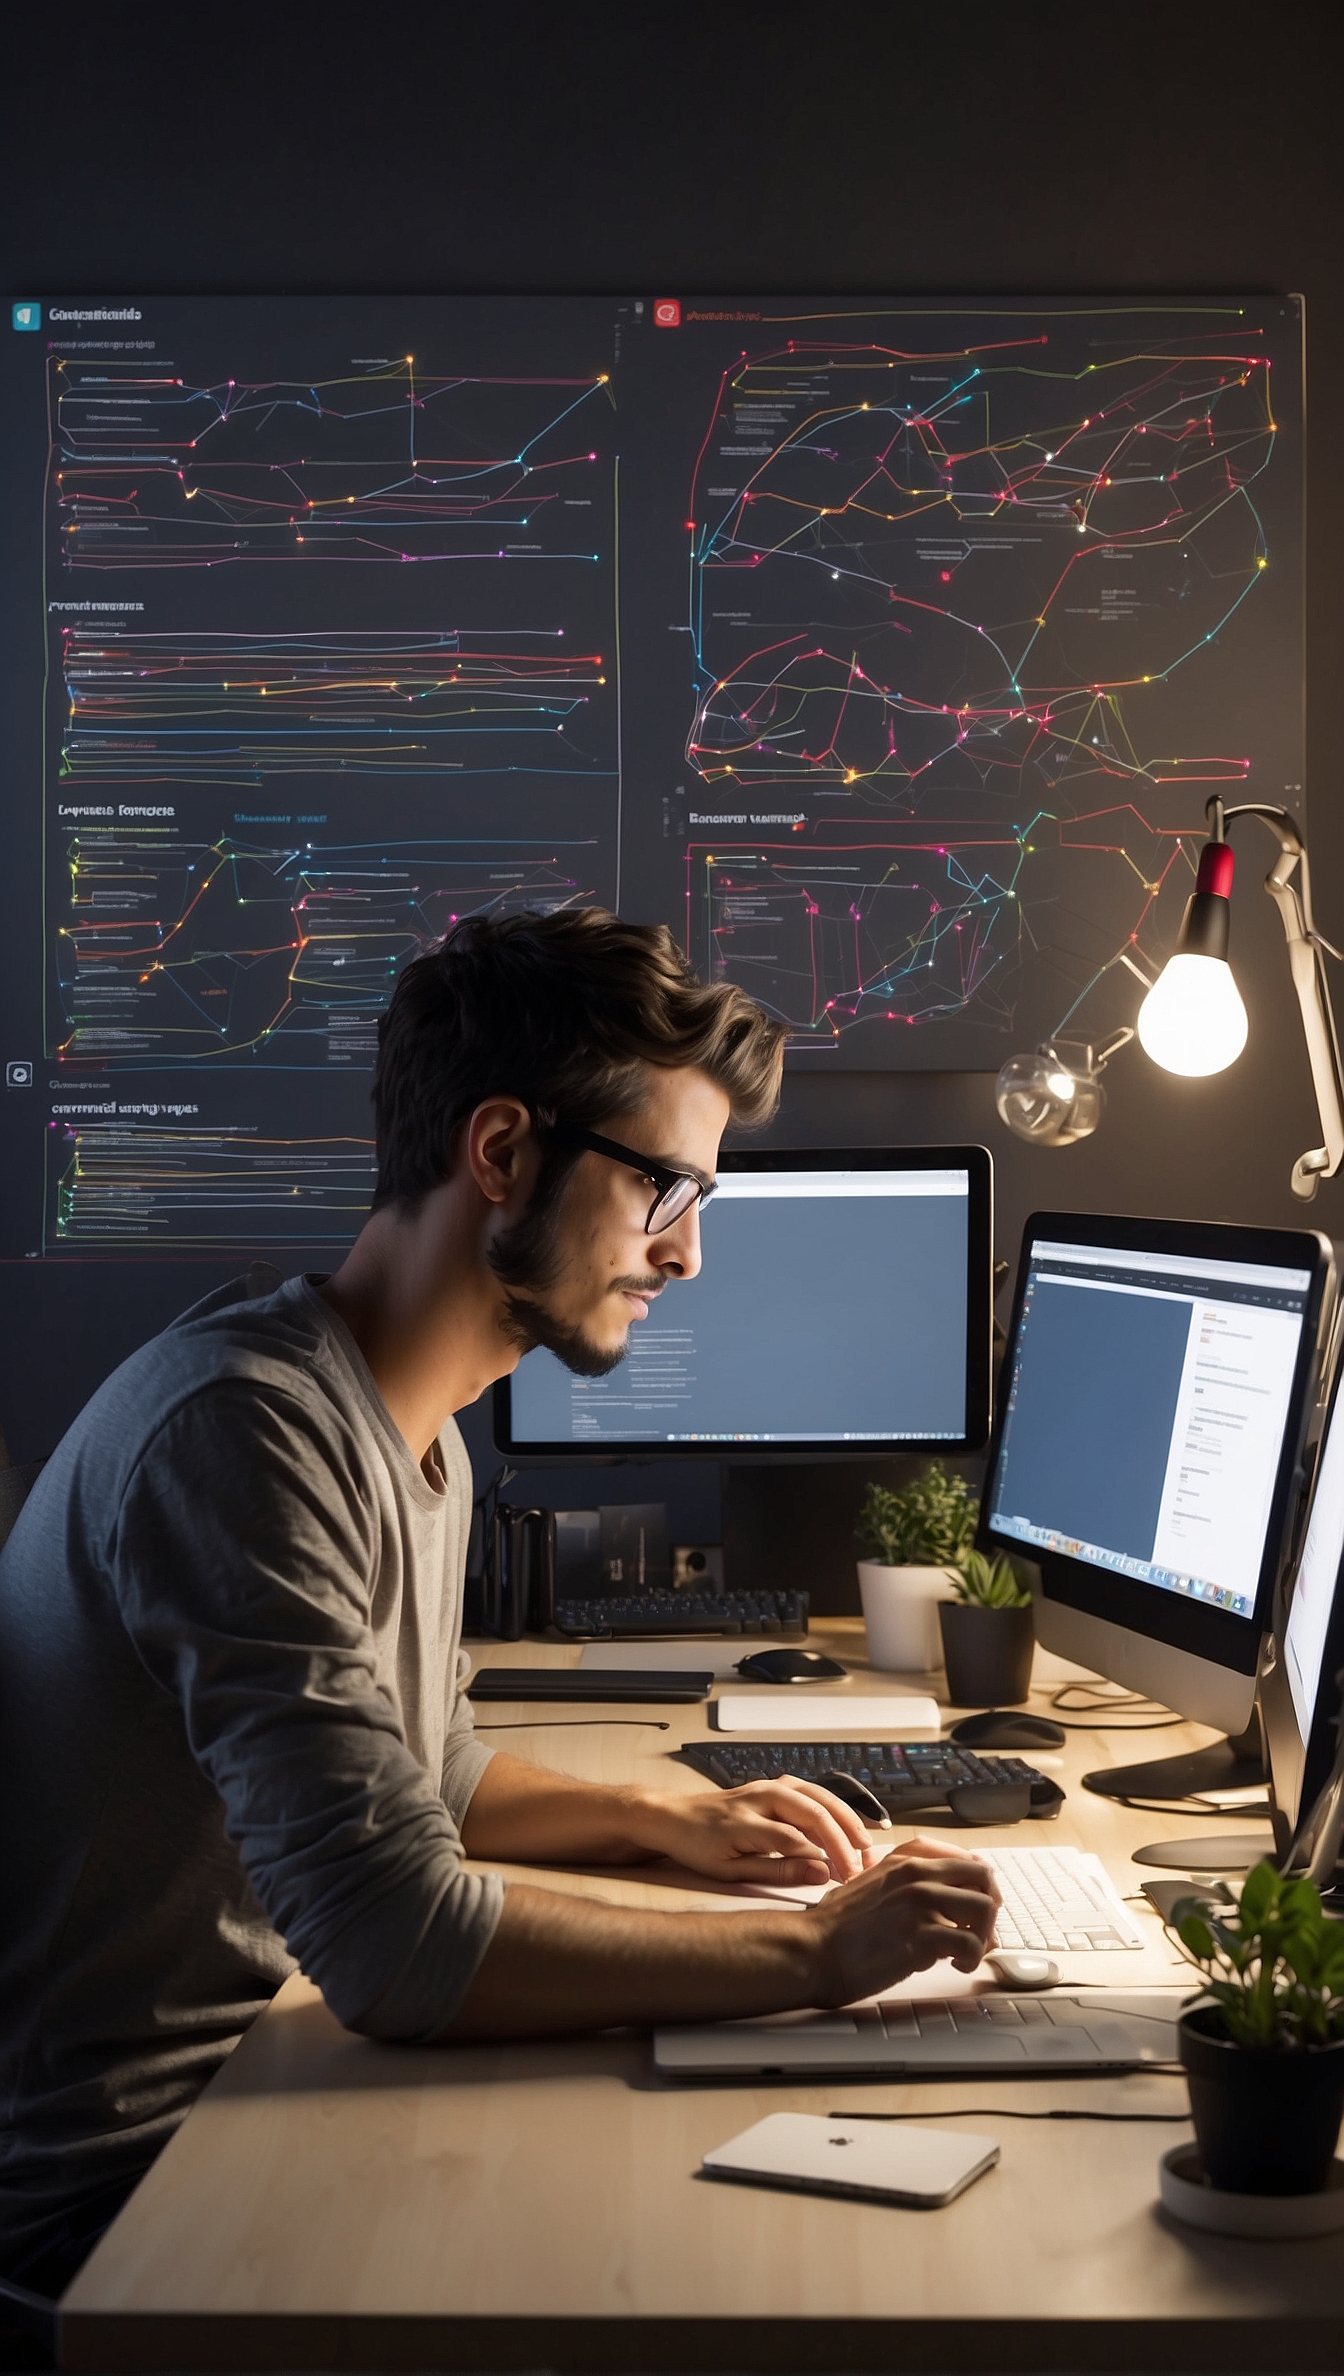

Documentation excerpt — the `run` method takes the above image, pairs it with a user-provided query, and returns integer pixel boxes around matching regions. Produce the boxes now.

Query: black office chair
[0,1450,57,2366]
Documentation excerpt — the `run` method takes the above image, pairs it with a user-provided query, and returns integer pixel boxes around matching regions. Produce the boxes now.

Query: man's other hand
[809,1837,1001,2004]
[626,1778,878,1884]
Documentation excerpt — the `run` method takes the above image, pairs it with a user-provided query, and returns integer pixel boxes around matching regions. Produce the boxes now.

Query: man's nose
[650,1200,702,1280]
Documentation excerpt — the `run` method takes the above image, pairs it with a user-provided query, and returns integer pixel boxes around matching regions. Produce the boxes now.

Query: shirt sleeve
[442,1650,495,1829]
[110,1380,503,2041]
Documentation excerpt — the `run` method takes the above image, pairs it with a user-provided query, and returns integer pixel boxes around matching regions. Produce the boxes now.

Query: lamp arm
[1210,800,1344,1202]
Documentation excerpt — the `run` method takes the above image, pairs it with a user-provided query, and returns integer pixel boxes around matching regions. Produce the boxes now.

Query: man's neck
[318,1187,516,1463]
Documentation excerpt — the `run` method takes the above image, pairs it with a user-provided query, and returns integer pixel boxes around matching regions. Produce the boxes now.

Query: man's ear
[464,1098,536,1209]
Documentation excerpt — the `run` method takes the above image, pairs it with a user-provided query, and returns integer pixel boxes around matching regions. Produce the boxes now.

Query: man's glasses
[554,1125,714,1235]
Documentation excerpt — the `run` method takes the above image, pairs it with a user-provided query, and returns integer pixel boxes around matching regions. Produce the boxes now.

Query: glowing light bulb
[1137,955,1248,1077]
[1137,836,1248,1076]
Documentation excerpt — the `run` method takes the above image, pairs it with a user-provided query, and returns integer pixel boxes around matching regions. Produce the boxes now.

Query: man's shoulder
[67,1269,357,1475]
[135,1264,336,1392]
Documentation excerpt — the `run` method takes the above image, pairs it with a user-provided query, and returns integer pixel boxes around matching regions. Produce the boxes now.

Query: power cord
[827,2091,1189,2123]
[1044,1680,1182,1733]
[1109,1796,1270,1818]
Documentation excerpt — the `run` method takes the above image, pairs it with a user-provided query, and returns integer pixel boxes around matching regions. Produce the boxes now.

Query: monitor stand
[1082,1718,1278,1874]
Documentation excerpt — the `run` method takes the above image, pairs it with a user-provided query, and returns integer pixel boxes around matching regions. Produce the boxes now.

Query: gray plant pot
[938,1600,1035,1707]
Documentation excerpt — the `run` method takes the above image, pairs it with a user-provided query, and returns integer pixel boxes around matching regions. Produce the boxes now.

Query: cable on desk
[1110,1796,1271,1818]
[827,2094,1190,2122]
[1044,1680,1182,1732]
[471,1718,673,1731]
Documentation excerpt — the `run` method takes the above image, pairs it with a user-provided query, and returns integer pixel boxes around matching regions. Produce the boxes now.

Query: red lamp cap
[1195,840,1235,900]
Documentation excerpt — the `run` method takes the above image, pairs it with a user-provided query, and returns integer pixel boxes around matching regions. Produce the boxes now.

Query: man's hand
[809,1837,1001,2006]
[460,1750,875,1881]
[441,1834,1001,2040]
[622,1778,878,1885]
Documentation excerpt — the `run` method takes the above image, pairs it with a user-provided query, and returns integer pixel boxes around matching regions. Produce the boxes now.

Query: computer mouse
[735,1648,848,1684]
[815,1770,893,1827]
[986,1948,1059,1990]
[950,1709,1066,1750]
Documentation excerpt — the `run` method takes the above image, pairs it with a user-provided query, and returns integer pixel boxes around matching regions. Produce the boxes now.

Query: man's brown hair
[371,908,784,1211]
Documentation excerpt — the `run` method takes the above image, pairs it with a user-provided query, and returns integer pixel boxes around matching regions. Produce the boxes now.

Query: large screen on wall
[0,295,1303,1265]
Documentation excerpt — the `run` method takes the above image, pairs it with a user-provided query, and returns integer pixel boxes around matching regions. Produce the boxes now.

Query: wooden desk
[60,1624,1344,2372]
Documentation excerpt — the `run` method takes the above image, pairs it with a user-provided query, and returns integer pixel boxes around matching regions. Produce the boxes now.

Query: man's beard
[488,1173,660,1379]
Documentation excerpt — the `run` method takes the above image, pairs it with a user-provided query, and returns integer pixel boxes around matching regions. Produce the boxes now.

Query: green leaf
[855,1464,978,1566]
[1239,1861,1279,1926]
[1175,1912,1216,1960]
[951,1547,1032,1609]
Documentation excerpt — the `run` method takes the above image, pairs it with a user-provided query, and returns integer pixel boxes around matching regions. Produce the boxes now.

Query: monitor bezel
[492,1141,993,1462]
[980,1209,1332,1680]
[1262,1339,1344,1841]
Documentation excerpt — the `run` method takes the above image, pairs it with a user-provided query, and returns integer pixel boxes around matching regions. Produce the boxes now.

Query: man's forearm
[442,1883,816,2038]
[459,1748,661,1864]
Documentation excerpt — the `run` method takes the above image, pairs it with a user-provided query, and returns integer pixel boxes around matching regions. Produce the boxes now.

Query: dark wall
[4,2,1342,1555]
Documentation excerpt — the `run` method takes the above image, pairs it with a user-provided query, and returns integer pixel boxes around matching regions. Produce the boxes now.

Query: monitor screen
[983,1214,1330,1689]
[1285,1386,1344,1745]
[494,1145,991,1458]
[1262,1348,1344,1840]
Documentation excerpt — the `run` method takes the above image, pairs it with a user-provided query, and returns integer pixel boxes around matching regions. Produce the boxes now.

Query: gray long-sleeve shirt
[0,1268,501,2271]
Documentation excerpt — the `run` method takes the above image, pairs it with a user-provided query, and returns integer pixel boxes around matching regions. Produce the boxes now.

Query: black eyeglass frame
[551,1124,714,1235]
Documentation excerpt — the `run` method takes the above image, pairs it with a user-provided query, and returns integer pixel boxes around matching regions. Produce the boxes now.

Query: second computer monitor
[982,1213,1332,1737]
[495,1145,992,1459]
[1261,1336,1344,1855]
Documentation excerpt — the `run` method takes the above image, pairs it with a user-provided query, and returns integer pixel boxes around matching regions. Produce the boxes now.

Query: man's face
[491,1065,729,1376]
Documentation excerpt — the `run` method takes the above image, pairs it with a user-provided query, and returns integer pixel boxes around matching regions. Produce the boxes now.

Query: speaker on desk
[488,1507,556,1638]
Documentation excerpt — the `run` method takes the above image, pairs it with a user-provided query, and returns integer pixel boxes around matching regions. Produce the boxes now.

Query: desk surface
[60,1624,1344,2373]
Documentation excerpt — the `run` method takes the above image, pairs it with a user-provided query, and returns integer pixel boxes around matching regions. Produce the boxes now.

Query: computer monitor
[981,1213,1333,1788]
[494,1145,992,1461]
[1260,1331,1344,1873]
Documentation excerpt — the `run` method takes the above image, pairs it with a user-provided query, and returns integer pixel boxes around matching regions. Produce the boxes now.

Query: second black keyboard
[552,1589,808,1639]
[679,1738,1063,1823]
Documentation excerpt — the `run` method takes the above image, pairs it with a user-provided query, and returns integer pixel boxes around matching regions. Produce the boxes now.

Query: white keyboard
[983,1844,1145,1952]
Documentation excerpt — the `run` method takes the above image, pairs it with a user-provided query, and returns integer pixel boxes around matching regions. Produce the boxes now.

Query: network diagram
[51,357,613,567]
[679,320,1294,1061]
[3,296,1299,1252]
[55,821,598,1067]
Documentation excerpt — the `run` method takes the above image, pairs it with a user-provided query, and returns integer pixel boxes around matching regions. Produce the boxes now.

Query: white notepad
[712,1693,941,1735]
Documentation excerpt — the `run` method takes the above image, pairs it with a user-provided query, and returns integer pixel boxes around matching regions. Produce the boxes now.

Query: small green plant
[855,1464,978,1568]
[950,1547,1032,1609]
[1172,1862,1344,2049]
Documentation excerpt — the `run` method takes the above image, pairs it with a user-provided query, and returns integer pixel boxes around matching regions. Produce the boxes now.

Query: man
[0,910,998,2294]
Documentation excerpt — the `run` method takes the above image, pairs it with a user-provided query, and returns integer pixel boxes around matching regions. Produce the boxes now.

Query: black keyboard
[552,1589,809,1639]
[679,1739,1063,1824]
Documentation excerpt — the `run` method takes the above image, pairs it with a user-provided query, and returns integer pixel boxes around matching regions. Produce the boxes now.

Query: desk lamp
[995,796,1344,1201]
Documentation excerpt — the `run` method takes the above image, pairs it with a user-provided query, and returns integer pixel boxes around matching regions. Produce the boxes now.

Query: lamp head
[1136,839,1248,1077]
[995,1044,1105,1146]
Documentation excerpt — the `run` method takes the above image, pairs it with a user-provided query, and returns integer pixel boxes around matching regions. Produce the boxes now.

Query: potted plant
[937,1548,1036,1707]
[854,1466,976,1672]
[1170,1862,1344,2195]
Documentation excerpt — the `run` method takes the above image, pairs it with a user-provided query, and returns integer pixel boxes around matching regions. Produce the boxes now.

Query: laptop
[653,1988,1184,2077]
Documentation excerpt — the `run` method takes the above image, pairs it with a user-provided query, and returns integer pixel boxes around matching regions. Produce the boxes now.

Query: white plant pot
[857,1562,959,1673]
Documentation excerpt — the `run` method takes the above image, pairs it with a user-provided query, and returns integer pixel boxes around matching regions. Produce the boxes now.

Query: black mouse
[949,1709,1066,1749]
[816,1770,892,1826]
[735,1648,848,1684]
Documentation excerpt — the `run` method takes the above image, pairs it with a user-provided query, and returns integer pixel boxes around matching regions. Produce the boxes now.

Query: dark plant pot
[1179,2006,1344,2195]
[938,1600,1035,1707]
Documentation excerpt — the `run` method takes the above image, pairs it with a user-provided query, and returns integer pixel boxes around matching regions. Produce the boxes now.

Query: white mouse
[986,1948,1059,1990]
